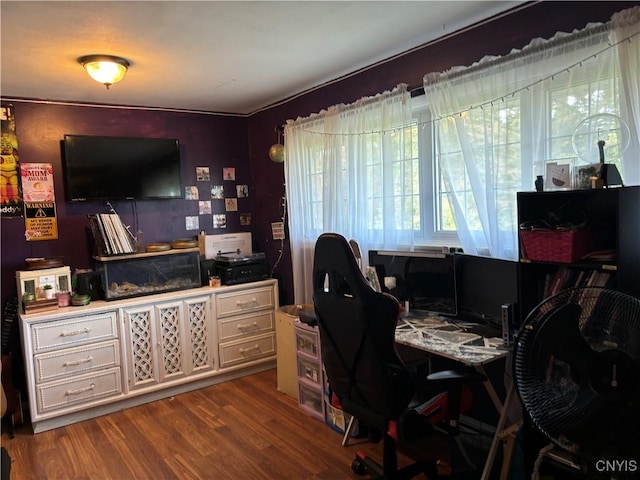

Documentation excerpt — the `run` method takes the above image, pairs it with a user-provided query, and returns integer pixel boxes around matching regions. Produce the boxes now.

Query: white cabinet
[20,280,278,433]
[23,310,122,421]
[121,294,214,390]
[213,283,277,369]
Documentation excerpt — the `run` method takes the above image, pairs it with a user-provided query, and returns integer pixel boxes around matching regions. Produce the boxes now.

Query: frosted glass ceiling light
[78,55,130,89]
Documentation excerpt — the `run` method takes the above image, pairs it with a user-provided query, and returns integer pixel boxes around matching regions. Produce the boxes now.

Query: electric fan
[514,287,640,477]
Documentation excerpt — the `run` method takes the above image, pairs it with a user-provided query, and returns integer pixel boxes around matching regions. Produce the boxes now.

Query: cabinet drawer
[297,354,323,388]
[31,312,118,353]
[34,340,120,384]
[36,367,122,413]
[295,327,320,360]
[219,332,275,368]
[215,287,274,318]
[218,311,274,342]
[298,383,324,420]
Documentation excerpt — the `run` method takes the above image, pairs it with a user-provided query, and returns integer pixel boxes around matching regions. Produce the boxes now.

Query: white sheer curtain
[424,7,640,259]
[613,6,640,183]
[284,85,413,304]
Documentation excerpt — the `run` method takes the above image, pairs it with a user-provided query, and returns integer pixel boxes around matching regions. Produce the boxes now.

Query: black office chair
[312,233,485,479]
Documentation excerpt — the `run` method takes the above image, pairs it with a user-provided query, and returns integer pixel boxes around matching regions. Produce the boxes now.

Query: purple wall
[1,102,249,304]
[2,1,632,307]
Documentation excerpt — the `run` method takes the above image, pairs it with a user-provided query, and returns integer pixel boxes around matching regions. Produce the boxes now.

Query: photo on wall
[223,167,235,181]
[211,185,224,199]
[213,214,226,229]
[196,166,210,181]
[236,184,249,198]
[240,213,251,226]
[185,215,199,230]
[225,198,238,212]
[185,186,199,200]
[198,200,212,215]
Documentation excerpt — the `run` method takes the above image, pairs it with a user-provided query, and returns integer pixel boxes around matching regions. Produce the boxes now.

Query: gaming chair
[312,233,485,479]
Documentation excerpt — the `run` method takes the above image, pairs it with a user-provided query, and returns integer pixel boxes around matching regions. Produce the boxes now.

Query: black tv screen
[62,134,183,201]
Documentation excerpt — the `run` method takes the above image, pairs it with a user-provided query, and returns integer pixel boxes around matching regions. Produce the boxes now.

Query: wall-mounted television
[62,134,183,201]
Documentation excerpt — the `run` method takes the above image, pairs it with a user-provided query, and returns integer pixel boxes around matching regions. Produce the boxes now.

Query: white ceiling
[1,1,525,115]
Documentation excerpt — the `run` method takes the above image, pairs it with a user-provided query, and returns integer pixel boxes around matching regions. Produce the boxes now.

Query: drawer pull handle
[239,344,260,354]
[65,383,96,396]
[63,356,94,367]
[60,327,92,337]
[237,322,259,331]
[236,298,258,307]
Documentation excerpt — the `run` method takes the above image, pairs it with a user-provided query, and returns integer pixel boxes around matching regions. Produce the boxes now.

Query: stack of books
[88,213,136,256]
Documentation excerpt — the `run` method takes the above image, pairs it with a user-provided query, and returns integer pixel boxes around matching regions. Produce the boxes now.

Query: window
[286,10,639,303]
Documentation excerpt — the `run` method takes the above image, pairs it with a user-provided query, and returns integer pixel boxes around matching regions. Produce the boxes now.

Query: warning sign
[24,201,58,241]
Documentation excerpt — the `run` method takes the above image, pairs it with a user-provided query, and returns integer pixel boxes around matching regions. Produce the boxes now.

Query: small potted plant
[43,284,55,300]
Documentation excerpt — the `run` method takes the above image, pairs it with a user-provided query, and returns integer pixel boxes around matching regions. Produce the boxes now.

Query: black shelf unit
[517,186,640,320]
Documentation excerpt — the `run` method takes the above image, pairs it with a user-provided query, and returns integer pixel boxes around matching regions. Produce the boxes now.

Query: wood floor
[1,369,420,480]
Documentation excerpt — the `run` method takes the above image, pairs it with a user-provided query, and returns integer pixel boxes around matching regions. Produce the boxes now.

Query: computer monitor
[454,253,519,328]
[368,250,457,316]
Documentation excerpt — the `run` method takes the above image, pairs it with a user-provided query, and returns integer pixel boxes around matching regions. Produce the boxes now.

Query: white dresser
[214,283,276,368]
[19,279,278,432]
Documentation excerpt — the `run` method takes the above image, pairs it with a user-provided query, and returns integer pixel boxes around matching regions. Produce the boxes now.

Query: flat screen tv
[62,134,183,201]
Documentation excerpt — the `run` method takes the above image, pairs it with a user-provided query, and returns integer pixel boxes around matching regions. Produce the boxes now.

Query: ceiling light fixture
[78,54,130,90]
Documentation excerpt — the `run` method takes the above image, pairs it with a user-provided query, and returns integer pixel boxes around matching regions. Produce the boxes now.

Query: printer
[199,232,269,286]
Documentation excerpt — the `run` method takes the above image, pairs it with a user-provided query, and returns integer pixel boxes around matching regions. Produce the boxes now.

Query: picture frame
[365,266,381,292]
[574,163,602,190]
[545,160,572,190]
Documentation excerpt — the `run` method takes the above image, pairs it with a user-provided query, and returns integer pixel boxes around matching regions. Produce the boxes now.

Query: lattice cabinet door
[154,300,188,382]
[121,304,160,390]
[183,295,215,374]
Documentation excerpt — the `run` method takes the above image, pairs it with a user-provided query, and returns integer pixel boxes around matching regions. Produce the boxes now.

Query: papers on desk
[395,317,507,366]
[427,329,480,345]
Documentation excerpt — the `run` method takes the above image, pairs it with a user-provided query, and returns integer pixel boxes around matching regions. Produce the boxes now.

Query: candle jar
[56,291,71,307]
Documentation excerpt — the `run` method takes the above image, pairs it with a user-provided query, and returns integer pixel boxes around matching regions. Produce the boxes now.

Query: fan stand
[514,287,640,480]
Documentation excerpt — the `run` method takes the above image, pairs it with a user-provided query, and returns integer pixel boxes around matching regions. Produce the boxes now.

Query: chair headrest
[313,233,371,298]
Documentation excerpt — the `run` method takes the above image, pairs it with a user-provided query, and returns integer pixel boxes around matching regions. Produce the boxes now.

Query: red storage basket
[519,229,595,263]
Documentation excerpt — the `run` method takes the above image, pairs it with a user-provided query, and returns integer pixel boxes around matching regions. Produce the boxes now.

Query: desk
[394,314,518,480]
[395,315,507,366]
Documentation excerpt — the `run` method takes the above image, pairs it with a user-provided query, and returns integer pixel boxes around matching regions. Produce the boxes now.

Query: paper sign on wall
[20,163,55,202]
[24,201,58,241]
[20,163,58,241]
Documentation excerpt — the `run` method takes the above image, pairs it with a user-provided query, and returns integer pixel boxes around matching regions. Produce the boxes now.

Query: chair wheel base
[351,457,366,475]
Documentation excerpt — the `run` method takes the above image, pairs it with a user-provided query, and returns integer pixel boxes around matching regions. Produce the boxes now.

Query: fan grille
[514,287,640,456]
